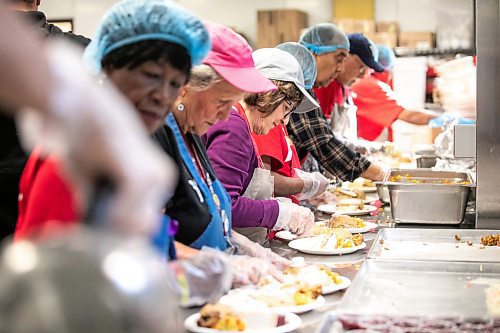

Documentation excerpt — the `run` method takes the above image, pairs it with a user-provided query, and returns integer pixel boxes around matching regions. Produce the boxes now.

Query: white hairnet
[299,23,349,55]
[276,42,317,89]
[83,0,210,74]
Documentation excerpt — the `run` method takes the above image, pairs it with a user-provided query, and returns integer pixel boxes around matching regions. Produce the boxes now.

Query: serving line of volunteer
[11,0,344,291]
[0,0,453,330]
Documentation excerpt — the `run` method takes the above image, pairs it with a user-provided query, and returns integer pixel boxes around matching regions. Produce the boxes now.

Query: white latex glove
[273,198,314,237]
[295,168,330,200]
[17,42,177,236]
[228,255,285,288]
[176,247,233,307]
[231,231,291,270]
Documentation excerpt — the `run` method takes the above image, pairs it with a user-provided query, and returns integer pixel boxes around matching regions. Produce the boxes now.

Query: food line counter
[180,201,495,333]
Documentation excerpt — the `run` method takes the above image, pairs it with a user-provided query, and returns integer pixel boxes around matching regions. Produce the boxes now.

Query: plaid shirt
[286,104,371,181]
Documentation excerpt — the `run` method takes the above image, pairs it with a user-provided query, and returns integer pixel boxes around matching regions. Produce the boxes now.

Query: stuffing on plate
[327,215,366,229]
[197,304,246,331]
[330,228,364,248]
[251,283,322,307]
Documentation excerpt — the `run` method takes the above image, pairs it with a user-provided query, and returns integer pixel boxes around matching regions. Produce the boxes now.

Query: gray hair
[187,64,225,92]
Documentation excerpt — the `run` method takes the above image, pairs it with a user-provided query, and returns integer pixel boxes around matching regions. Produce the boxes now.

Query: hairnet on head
[377,44,396,71]
[276,42,317,90]
[83,0,210,74]
[299,23,349,55]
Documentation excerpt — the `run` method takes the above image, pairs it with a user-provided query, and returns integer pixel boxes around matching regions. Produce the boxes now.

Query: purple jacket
[202,108,279,229]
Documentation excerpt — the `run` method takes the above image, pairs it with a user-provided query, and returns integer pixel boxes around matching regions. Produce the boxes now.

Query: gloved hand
[429,113,475,128]
[273,198,314,237]
[295,168,330,200]
[176,247,233,307]
[228,255,285,288]
[17,42,177,236]
[231,231,291,270]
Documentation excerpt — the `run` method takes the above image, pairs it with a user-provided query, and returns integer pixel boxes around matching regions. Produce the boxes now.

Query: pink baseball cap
[203,21,277,93]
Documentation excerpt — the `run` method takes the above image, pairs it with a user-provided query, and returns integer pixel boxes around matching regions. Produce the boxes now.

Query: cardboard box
[376,21,399,34]
[429,127,442,144]
[365,31,398,48]
[257,10,308,48]
[335,18,375,34]
[398,31,435,50]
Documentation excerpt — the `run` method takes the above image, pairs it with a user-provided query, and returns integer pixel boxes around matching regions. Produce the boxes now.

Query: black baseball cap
[348,33,384,72]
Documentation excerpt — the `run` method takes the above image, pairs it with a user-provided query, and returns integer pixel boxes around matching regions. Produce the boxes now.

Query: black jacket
[153,125,214,245]
[22,11,91,46]
[0,11,90,241]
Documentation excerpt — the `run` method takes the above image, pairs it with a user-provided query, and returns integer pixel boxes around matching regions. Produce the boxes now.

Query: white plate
[184,312,302,333]
[288,237,367,255]
[275,230,297,241]
[363,194,379,203]
[322,276,351,294]
[273,295,326,314]
[219,293,325,315]
[344,221,379,234]
[275,221,377,241]
[342,185,377,193]
[317,204,378,216]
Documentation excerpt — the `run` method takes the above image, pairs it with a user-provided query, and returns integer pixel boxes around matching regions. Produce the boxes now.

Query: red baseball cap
[203,21,277,93]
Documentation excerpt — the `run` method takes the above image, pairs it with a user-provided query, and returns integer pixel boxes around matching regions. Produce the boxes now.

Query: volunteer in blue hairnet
[1,2,174,238]
[286,24,386,182]
[16,0,211,240]
[249,42,329,205]
[351,44,442,142]
[300,23,350,88]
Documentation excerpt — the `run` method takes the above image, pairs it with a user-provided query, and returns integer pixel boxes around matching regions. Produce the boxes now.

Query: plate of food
[317,203,377,216]
[220,283,326,315]
[276,216,377,241]
[341,177,377,193]
[260,264,351,295]
[288,229,366,255]
[327,215,379,234]
[185,303,301,333]
[334,188,378,204]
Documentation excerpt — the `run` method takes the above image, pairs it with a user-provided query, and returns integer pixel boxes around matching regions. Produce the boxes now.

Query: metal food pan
[368,228,500,262]
[385,169,474,224]
[416,155,437,168]
[374,182,389,203]
[385,168,474,185]
[336,260,500,321]
[389,183,470,224]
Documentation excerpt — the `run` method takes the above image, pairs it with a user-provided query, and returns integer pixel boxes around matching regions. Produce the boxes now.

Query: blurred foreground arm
[0,8,176,235]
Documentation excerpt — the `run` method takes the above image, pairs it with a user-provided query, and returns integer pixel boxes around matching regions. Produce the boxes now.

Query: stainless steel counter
[181,206,484,333]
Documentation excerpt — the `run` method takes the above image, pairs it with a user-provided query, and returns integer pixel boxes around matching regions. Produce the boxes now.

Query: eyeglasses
[283,97,296,118]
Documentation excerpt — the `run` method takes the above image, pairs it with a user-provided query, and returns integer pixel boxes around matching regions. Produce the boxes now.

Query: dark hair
[244,80,303,116]
[102,40,191,80]
[8,0,36,4]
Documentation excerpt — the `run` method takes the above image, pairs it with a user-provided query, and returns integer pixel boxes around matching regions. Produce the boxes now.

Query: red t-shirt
[313,80,343,118]
[351,75,405,141]
[252,124,301,178]
[15,147,81,241]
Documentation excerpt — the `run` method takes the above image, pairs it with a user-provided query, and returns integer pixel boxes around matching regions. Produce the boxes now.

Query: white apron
[234,168,275,244]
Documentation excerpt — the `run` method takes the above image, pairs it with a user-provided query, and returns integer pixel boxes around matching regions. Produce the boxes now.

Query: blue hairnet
[83,0,210,74]
[299,23,349,55]
[377,44,396,71]
[276,42,317,89]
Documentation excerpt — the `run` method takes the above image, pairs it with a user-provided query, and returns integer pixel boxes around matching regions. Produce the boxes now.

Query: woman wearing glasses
[252,42,331,206]
[203,48,318,243]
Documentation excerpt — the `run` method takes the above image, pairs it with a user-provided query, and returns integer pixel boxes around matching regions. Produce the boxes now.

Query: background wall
[40,0,473,44]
